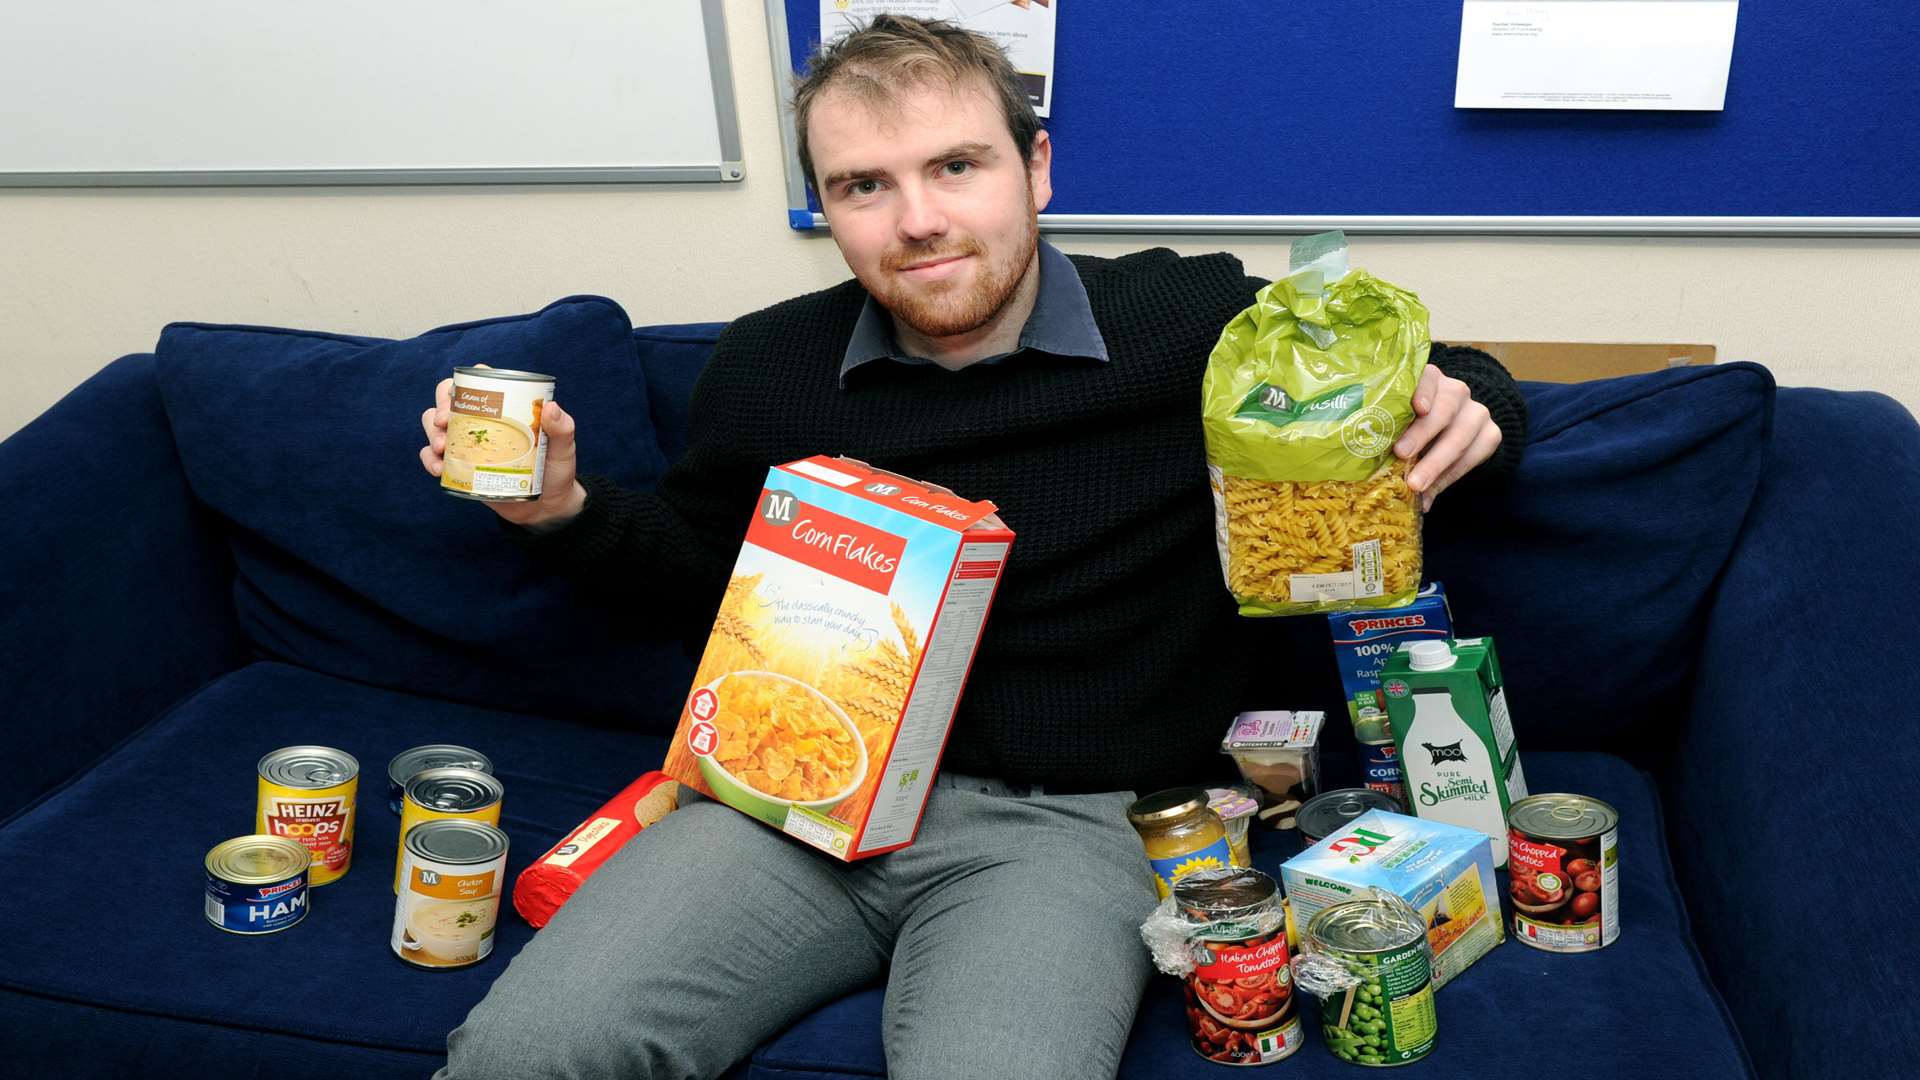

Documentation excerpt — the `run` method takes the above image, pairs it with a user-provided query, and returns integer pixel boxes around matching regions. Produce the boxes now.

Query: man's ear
[1027,129,1053,213]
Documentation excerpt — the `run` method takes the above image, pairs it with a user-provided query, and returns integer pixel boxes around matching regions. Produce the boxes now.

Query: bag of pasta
[1202,232,1430,617]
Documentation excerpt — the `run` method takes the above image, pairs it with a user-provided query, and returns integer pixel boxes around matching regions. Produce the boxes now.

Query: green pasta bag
[1202,232,1431,617]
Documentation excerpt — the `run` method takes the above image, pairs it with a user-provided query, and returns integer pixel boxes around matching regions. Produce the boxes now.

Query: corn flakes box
[663,456,1014,861]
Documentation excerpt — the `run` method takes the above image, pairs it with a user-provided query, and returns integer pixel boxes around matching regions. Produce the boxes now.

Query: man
[421,16,1522,1080]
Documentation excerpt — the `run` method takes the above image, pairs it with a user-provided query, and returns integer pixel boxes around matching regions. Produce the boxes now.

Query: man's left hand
[1394,366,1502,513]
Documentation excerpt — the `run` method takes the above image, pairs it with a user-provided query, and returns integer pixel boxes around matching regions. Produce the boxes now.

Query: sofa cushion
[0,662,668,1076]
[747,751,1752,1080]
[153,297,691,725]
[633,321,726,463]
[1423,362,1775,750]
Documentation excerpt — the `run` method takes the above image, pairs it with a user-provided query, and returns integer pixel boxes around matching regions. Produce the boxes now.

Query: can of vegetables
[1507,793,1619,953]
[1172,868,1303,1066]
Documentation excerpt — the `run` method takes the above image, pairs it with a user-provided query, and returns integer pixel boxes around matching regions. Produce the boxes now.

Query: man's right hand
[421,373,589,531]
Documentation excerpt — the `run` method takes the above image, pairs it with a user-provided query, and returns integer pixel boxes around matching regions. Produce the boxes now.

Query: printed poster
[820,1,1057,117]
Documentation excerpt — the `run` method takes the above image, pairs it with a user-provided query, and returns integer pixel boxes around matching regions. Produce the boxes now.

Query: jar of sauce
[1128,787,1234,899]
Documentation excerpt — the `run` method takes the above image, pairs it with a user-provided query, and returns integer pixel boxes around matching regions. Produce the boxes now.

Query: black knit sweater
[526,249,1526,794]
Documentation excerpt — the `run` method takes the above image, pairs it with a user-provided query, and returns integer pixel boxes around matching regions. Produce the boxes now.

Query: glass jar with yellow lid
[1127,787,1237,899]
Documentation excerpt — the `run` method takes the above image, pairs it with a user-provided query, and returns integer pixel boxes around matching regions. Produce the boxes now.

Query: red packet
[512,771,680,928]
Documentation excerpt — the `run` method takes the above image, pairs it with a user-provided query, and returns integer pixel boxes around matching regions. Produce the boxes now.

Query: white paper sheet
[1456,1,1739,111]
[820,1,1057,116]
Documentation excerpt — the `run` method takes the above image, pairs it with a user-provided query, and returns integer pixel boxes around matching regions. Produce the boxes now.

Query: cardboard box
[1280,809,1503,989]
[1458,341,1714,383]
[663,457,1013,861]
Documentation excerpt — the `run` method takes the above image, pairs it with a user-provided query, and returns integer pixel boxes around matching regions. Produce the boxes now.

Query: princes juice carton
[662,456,1014,862]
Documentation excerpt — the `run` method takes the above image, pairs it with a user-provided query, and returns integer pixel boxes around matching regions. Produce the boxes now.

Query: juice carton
[1381,637,1528,867]
[663,456,1014,861]
[1279,809,1503,989]
[1327,585,1451,805]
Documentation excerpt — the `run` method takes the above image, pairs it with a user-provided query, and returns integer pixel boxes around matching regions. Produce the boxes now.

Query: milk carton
[1381,637,1527,867]
[1279,809,1503,989]
[662,456,1014,861]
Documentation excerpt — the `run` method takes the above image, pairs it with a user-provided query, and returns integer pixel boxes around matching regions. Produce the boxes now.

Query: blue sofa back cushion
[633,322,725,462]
[153,296,694,725]
[1424,361,1775,750]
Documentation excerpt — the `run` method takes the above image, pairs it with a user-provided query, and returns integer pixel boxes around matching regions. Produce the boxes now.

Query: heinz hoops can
[442,366,554,501]
[1507,793,1620,953]
[256,746,359,886]
[395,767,505,892]
[205,835,310,934]
[394,819,509,969]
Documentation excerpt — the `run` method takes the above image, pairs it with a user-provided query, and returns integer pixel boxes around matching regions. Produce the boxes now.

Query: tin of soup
[1296,788,1401,849]
[1305,899,1437,1067]
[393,819,509,969]
[442,366,553,502]
[205,835,311,935]
[394,767,505,892]
[257,746,359,886]
[1175,868,1303,1066]
[387,745,494,815]
[1507,793,1620,953]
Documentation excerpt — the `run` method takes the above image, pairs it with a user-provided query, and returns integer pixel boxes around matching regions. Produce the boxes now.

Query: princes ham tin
[205,835,310,935]
[441,366,553,501]
[256,746,358,886]
[1507,793,1621,953]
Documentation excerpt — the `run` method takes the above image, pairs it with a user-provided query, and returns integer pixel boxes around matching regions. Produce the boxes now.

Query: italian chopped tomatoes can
[1173,868,1303,1065]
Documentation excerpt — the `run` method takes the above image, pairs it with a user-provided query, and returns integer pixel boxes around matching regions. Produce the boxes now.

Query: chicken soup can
[387,744,494,815]
[256,746,359,886]
[395,767,505,892]
[1507,793,1620,953]
[1305,899,1436,1067]
[393,819,509,969]
[442,366,553,501]
[1175,868,1303,1066]
[205,835,311,935]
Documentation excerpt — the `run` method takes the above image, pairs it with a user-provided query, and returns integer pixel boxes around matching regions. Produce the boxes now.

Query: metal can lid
[257,746,360,789]
[389,745,494,790]
[405,818,510,866]
[206,835,311,883]
[1509,793,1619,841]
[406,767,505,813]
[1305,898,1426,955]
[1173,866,1277,919]
[1297,788,1401,842]
[453,366,555,384]
[1126,786,1210,826]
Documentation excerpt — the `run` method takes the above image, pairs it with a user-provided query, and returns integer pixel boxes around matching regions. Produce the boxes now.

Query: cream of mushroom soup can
[205,835,311,935]
[393,819,509,969]
[256,746,359,886]
[442,366,553,501]
[395,767,505,892]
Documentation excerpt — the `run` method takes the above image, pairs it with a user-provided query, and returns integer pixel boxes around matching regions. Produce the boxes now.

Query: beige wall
[4,0,1916,440]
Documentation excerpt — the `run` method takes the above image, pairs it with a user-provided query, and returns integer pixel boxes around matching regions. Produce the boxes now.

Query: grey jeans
[437,774,1158,1080]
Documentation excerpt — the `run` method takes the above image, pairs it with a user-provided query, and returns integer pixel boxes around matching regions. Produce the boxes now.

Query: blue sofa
[2,294,1915,1079]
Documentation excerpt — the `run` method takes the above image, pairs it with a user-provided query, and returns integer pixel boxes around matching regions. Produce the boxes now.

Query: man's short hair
[793,15,1042,194]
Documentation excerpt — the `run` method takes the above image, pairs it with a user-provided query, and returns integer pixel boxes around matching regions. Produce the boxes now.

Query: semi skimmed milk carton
[1279,809,1503,989]
[1381,637,1528,866]
[663,457,1014,862]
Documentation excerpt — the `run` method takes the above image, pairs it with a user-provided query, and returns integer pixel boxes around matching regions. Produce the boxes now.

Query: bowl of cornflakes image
[694,670,870,827]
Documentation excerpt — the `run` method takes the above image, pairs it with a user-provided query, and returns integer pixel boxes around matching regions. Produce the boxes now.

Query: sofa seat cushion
[0,662,667,1072]
[153,296,691,726]
[746,752,1752,1080]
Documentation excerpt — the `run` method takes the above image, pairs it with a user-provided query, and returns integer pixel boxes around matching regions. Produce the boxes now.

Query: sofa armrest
[1665,387,1920,1078]
[0,354,244,822]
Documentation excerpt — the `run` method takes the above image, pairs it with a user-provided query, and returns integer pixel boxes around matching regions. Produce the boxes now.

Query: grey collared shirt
[838,240,1109,387]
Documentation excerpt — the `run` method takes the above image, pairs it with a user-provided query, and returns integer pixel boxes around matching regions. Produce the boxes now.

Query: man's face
[808,77,1052,342]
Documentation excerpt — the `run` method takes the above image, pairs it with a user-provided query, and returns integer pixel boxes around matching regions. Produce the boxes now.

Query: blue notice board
[769,1,1920,235]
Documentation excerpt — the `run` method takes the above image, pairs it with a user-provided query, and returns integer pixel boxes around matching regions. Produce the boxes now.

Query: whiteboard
[0,0,744,185]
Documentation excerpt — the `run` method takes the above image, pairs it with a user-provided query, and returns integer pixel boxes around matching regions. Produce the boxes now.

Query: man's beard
[869,200,1039,341]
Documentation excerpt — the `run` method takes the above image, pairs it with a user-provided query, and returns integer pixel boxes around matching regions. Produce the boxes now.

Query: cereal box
[663,456,1014,861]
[1279,809,1503,990]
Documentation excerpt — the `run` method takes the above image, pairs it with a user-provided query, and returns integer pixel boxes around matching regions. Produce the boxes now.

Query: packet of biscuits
[1201,231,1430,617]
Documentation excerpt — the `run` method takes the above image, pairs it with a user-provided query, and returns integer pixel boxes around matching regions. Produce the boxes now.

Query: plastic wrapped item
[1203,231,1431,617]
[1204,785,1259,865]
[1291,889,1439,1066]
[1220,711,1323,828]
[512,772,679,928]
[1139,867,1305,1065]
